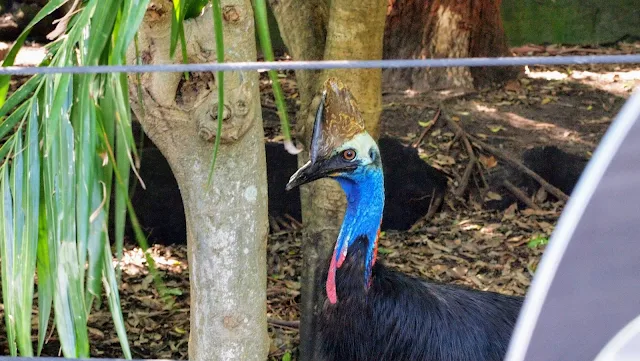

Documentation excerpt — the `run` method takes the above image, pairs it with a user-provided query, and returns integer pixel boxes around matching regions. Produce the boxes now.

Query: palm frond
[0,0,156,358]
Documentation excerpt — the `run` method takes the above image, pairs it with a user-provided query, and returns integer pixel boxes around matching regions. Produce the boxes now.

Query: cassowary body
[316,236,522,361]
[287,78,523,361]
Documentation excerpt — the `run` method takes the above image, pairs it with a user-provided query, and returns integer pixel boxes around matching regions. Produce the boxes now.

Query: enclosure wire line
[1,54,640,75]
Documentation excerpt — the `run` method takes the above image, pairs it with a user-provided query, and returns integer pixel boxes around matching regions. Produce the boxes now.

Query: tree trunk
[127,2,269,360]
[271,1,386,360]
[383,0,519,91]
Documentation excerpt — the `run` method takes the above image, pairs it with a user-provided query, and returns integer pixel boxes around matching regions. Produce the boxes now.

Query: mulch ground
[1,41,639,360]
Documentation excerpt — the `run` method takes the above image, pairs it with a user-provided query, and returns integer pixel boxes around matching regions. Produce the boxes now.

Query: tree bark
[383,0,519,91]
[271,1,386,360]
[126,2,269,360]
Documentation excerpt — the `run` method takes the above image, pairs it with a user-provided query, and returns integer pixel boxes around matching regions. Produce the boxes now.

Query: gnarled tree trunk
[270,0,387,359]
[126,2,269,360]
[383,0,519,91]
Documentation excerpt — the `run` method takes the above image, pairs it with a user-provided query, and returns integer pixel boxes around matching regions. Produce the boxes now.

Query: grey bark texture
[126,2,269,360]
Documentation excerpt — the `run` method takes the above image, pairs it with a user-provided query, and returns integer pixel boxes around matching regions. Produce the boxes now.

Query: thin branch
[439,106,483,197]
[268,318,300,330]
[409,190,444,232]
[412,108,441,148]
[503,180,540,210]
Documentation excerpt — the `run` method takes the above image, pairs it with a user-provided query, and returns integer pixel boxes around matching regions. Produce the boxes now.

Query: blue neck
[335,166,385,286]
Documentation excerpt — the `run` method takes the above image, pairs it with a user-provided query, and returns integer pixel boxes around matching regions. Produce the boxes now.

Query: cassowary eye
[342,149,356,161]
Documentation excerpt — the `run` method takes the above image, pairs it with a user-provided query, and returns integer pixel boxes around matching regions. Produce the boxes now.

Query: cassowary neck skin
[329,157,385,303]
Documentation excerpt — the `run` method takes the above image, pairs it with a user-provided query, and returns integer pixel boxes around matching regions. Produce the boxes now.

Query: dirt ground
[1,41,640,360]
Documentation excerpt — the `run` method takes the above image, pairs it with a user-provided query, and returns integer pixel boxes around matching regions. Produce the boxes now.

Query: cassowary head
[286,78,381,190]
[287,78,385,304]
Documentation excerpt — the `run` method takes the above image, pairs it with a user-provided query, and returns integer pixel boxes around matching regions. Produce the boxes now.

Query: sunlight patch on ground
[525,68,568,80]
[6,45,48,66]
[473,103,594,147]
[569,70,640,95]
[115,246,188,276]
[525,67,640,96]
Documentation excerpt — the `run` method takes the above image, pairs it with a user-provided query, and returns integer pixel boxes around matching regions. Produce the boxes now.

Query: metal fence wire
[1,54,640,75]
[0,52,639,361]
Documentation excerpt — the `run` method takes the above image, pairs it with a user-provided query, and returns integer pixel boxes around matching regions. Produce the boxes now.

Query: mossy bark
[126,2,269,360]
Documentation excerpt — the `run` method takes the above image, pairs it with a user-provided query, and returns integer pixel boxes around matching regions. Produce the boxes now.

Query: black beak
[285,158,357,191]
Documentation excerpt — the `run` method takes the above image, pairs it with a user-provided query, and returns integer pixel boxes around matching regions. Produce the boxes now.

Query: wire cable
[1,54,640,75]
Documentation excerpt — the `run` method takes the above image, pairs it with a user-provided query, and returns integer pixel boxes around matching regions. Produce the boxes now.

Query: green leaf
[253,0,296,153]
[207,0,225,186]
[36,186,54,356]
[0,73,42,120]
[113,84,131,274]
[487,125,504,133]
[170,0,187,59]
[112,0,152,64]
[377,247,393,255]
[0,165,17,356]
[0,101,30,154]
[19,100,41,355]
[11,127,35,356]
[418,120,434,128]
[54,242,89,358]
[133,33,146,118]
[282,351,292,361]
[74,79,94,298]
[0,0,67,107]
[527,235,549,248]
[185,0,209,19]
[102,241,132,359]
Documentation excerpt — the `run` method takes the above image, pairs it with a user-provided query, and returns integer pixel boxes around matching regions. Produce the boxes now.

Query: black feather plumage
[315,235,523,361]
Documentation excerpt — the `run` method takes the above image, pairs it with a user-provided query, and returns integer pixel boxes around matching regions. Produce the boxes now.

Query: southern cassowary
[286,78,523,361]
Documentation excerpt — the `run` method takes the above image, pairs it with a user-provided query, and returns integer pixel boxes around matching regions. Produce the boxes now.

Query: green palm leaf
[0,0,155,358]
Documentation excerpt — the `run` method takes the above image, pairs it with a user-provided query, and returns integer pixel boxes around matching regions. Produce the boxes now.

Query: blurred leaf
[0,165,17,356]
[479,155,498,169]
[0,0,66,107]
[484,191,502,201]
[170,0,187,59]
[377,247,393,255]
[185,0,209,18]
[253,0,298,154]
[434,154,456,166]
[207,0,225,186]
[102,241,132,359]
[487,125,504,133]
[36,187,54,356]
[0,0,156,357]
[527,236,549,248]
[418,120,434,127]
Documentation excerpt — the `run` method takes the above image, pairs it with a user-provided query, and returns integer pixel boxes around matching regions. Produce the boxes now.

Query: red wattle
[326,250,339,304]
[372,227,381,266]
[327,251,338,304]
